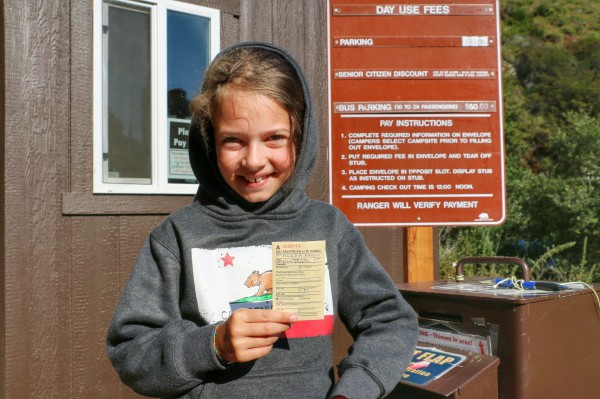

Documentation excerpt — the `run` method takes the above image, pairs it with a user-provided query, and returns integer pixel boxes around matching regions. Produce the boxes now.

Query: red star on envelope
[220,252,235,267]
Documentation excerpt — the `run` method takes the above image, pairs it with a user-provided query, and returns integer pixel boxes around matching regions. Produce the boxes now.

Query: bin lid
[397,280,598,305]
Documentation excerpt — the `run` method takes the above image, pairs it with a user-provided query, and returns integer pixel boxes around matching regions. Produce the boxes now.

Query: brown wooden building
[1,1,435,397]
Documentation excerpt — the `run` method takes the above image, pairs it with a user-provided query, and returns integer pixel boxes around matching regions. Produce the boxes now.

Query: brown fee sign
[327,0,506,226]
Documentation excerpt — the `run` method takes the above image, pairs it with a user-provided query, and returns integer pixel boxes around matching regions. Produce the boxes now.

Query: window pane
[104,3,152,183]
[167,11,210,184]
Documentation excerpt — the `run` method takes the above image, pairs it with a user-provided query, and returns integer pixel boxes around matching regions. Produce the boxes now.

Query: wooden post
[405,227,435,282]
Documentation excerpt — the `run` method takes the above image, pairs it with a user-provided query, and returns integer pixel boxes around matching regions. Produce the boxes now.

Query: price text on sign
[327,0,506,226]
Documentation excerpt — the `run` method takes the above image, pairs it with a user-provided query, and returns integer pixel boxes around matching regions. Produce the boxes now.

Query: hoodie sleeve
[106,233,227,397]
[329,223,418,399]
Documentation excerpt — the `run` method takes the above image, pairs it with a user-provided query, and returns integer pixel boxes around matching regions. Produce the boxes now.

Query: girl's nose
[242,142,267,171]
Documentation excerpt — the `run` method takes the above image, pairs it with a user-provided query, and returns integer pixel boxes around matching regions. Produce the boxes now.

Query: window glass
[104,3,152,183]
[166,11,211,184]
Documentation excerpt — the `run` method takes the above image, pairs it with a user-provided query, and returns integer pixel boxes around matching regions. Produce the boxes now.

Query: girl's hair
[190,46,305,154]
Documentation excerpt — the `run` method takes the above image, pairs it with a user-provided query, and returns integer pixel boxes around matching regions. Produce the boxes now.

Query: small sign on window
[168,118,196,183]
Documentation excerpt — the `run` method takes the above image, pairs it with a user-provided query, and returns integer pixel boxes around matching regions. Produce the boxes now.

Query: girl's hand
[214,309,297,363]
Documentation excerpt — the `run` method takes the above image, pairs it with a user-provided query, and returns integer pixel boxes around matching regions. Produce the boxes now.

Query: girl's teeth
[247,176,263,183]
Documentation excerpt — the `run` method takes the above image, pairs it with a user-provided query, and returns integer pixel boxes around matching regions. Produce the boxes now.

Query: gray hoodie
[106,41,418,399]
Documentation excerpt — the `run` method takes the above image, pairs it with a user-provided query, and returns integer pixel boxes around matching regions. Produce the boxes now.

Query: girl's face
[214,90,295,203]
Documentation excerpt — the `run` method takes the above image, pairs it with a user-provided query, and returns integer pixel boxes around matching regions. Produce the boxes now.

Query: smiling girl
[107,42,418,399]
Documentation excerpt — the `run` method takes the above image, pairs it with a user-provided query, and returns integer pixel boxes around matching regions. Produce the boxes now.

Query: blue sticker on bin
[401,346,466,386]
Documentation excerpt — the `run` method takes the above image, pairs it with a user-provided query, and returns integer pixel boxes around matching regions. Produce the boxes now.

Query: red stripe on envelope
[282,315,335,338]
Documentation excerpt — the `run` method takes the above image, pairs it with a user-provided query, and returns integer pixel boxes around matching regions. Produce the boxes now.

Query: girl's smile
[214,90,295,203]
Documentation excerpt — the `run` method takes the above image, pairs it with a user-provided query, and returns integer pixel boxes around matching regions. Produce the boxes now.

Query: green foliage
[500,112,600,269]
[439,226,503,278]
[514,113,600,259]
[515,40,600,118]
[528,241,577,280]
[440,0,600,283]
[501,0,600,47]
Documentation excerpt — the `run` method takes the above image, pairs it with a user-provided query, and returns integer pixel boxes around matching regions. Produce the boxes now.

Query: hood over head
[188,41,318,216]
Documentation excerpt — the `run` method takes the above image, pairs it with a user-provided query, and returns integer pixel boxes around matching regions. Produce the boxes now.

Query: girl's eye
[267,134,289,143]
[221,136,242,145]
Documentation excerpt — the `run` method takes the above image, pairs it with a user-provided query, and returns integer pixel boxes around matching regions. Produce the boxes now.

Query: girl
[107,42,418,399]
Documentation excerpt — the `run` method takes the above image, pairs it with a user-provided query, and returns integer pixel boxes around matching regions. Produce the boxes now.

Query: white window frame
[93,0,220,194]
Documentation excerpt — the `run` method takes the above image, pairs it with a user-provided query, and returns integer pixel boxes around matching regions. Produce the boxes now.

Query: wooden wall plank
[240,0,273,41]
[3,1,72,397]
[71,216,121,398]
[303,1,329,202]
[220,8,241,49]
[272,0,305,61]
[70,215,163,399]
[365,227,407,283]
[70,0,93,194]
[0,1,6,395]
